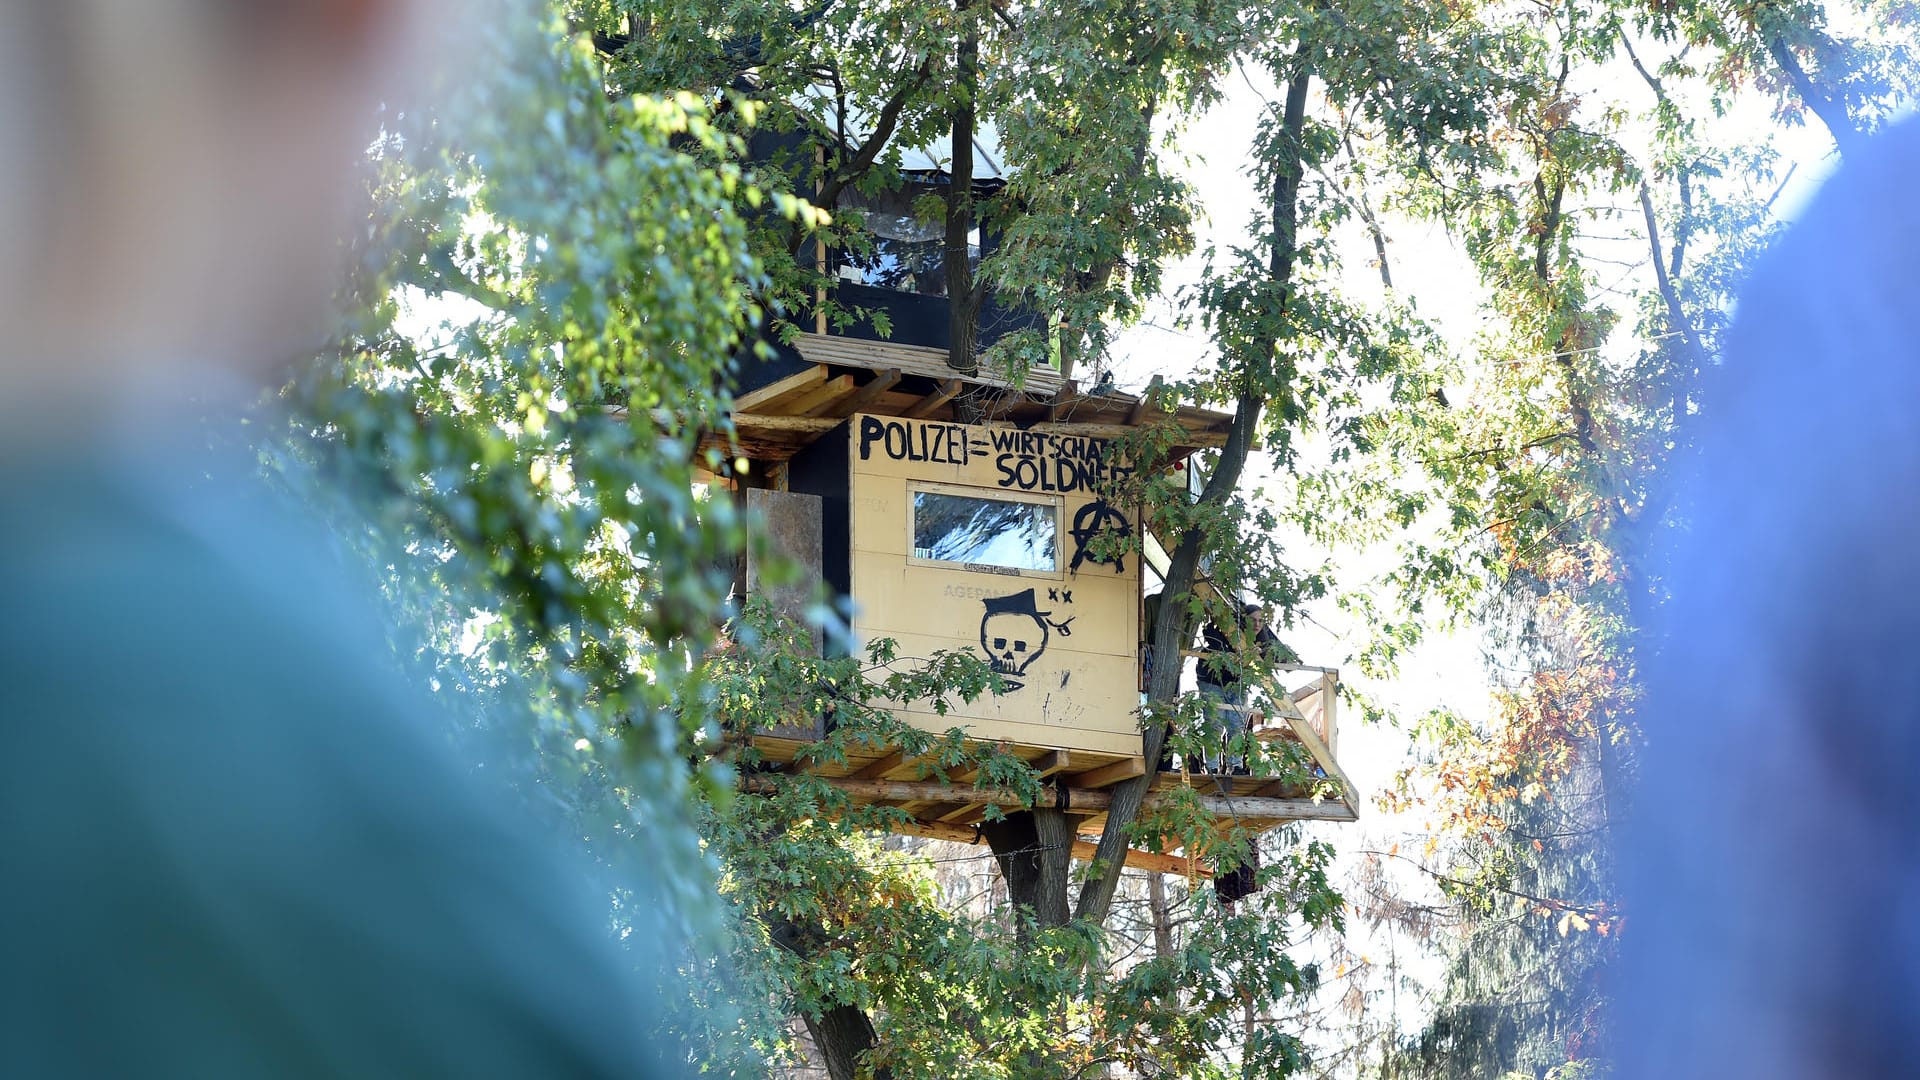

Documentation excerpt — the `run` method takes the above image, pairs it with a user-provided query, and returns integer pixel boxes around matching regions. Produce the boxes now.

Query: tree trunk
[1074,65,1316,927]
[1765,32,1861,157]
[772,914,890,1080]
[1148,873,1174,959]
[983,808,1074,932]
[803,1005,892,1080]
[945,4,981,375]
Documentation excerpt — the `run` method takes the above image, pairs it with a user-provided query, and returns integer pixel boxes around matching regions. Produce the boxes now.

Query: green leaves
[283,10,812,1041]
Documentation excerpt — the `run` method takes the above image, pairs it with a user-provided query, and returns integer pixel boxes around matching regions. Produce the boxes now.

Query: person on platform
[1197,601,1297,774]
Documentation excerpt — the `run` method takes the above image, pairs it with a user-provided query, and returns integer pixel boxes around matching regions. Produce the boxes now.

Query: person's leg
[1222,686,1248,774]
[1198,682,1227,773]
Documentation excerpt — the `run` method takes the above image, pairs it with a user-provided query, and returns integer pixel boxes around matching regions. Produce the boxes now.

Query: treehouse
[706,116,1357,877]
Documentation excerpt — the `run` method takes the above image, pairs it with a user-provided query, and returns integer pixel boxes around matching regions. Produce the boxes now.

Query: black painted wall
[823,281,1042,354]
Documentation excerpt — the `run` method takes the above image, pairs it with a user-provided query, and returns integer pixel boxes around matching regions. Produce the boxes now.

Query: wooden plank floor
[736,724,1354,840]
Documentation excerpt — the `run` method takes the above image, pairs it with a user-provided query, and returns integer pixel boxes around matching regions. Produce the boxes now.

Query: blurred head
[0,0,433,423]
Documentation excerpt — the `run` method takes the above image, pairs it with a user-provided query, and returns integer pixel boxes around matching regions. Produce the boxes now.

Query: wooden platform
[736,667,1359,877]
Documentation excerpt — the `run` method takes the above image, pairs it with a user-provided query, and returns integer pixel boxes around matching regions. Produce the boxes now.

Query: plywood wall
[847,413,1142,756]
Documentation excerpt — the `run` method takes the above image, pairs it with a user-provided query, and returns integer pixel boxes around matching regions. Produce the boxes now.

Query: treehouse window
[910,486,1058,573]
[836,185,980,296]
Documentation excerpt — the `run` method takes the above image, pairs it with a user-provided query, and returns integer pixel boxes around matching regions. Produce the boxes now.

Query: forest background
[275,0,1920,1076]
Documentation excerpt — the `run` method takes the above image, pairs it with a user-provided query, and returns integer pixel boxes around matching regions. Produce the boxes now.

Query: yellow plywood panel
[849,551,1135,659]
[892,708,1143,758]
[847,413,1142,755]
[850,413,1134,495]
[863,626,1139,725]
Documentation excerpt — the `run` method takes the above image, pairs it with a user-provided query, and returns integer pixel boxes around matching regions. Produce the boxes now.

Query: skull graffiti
[978,589,1051,690]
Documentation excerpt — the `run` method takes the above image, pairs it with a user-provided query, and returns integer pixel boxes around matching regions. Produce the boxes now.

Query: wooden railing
[1175,654,1338,757]
[1167,653,1355,812]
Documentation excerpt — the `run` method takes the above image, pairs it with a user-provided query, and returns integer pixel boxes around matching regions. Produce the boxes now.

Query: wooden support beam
[932,752,1065,823]
[935,803,982,823]
[1127,373,1165,425]
[739,774,1356,821]
[849,748,923,781]
[1018,419,1225,448]
[1031,749,1072,777]
[1245,778,1312,800]
[731,413,844,434]
[1065,756,1147,790]
[735,365,827,412]
[903,378,964,418]
[827,368,902,419]
[889,818,1212,879]
[785,374,857,417]
[1271,682,1359,819]
[790,332,1063,395]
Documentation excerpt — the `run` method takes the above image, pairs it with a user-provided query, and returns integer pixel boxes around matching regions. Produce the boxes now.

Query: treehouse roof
[713,331,1236,463]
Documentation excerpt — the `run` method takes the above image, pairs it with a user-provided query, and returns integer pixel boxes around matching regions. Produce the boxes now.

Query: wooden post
[815,145,828,335]
[1320,669,1337,758]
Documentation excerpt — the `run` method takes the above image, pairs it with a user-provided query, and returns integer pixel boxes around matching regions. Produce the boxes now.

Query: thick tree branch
[803,1006,891,1080]
[1339,117,1393,290]
[1766,33,1861,157]
[770,914,892,1080]
[946,3,982,375]
[1617,25,1666,105]
[789,55,937,259]
[1670,169,1691,278]
[1638,180,1705,367]
[815,56,936,213]
[1533,174,1565,284]
[1074,64,1315,926]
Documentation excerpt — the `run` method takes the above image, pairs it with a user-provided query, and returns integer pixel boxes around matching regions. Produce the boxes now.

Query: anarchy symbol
[1067,500,1131,574]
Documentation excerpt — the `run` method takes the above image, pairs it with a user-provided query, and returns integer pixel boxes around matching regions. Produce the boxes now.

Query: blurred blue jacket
[0,428,674,1077]
[1620,121,1920,1077]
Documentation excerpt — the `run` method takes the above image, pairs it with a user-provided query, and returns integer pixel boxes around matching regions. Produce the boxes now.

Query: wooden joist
[1127,374,1165,425]
[696,431,816,461]
[731,414,844,434]
[902,378,963,418]
[928,750,1074,823]
[890,818,1213,880]
[1065,756,1146,790]
[848,747,933,781]
[739,774,1357,822]
[1016,419,1228,449]
[1031,749,1073,777]
[735,365,827,412]
[827,368,902,419]
[784,373,857,417]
